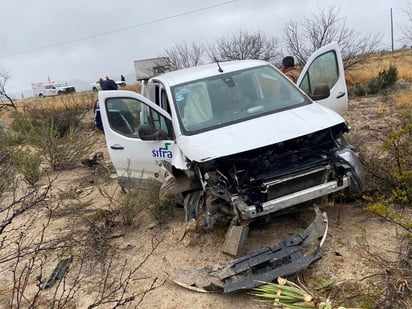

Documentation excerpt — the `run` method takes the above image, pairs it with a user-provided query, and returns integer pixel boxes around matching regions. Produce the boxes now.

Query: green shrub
[351,82,366,96]
[378,64,398,89]
[364,77,381,95]
[11,107,81,140]
[353,65,398,96]
[118,189,145,226]
[12,149,43,186]
[117,180,176,226]
[0,126,14,193]
[364,112,412,230]
[10,107,95,170]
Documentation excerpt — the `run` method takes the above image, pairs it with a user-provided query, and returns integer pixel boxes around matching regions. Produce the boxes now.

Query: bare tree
[163,41,205,70]
[208,29,282,64]
[401,1,412,46]
[283,5,382,69]
[0,67,17,110]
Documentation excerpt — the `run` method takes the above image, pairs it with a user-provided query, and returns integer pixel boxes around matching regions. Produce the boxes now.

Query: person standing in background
[101,76,118,90]
[281,56,300,83]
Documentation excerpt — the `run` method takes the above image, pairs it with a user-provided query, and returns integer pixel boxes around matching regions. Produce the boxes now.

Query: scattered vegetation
[364,111,412,230]
[350,64,398,96]
[0,91,166,308]
[9,95,96,170]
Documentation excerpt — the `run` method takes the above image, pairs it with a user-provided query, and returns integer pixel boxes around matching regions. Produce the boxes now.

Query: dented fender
[166,207,328,293]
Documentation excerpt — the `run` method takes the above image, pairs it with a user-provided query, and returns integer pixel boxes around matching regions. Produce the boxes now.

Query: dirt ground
[1,94,410,308]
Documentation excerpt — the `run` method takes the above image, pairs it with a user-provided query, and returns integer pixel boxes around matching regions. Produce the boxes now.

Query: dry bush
[0,126,14,194]
[346,49,412,87]
[97,179,175,227]
[394,88,412,109]
[9,98,97,170]
[11,149,43,186]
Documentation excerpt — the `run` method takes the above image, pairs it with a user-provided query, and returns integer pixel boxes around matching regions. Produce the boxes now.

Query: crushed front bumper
[166,207,328,293]
[233,176,349,219]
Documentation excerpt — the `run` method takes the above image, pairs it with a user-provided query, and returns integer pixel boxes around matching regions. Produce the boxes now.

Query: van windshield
[172,65,310,135]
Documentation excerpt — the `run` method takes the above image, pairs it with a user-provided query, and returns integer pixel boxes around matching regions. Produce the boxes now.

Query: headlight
[335,148,365,192]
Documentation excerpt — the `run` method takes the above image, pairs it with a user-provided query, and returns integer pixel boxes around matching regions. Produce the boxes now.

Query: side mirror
[138,124,169,141]
[309,84,330,101]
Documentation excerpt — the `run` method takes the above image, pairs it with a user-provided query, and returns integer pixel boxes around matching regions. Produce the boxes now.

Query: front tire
[183,191,204,222]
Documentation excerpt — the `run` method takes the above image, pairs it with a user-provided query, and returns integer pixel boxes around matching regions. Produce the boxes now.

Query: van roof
[150,60,271,87]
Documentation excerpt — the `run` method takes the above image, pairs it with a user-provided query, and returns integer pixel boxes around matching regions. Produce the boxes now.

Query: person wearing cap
[281,56,300,83]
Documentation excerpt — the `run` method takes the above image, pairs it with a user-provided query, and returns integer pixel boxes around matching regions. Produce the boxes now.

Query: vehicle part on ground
[44,256,73,289]
[166,207,328,293]
[222,225,249,257]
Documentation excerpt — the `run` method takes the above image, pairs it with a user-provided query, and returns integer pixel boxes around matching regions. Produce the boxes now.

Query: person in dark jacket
[101,76,118,90]
[94,76,118,131]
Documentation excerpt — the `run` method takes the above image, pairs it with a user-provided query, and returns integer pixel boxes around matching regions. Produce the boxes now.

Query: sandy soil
[1,95,410,308]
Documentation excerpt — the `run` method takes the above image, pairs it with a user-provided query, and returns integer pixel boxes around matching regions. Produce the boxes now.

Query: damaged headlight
[335,147,365,192]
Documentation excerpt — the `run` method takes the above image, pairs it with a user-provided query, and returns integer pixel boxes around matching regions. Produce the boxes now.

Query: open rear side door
[98,90,174,188]
[297,42,348,115]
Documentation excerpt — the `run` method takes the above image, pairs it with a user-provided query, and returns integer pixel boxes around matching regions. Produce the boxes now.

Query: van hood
[176,104,345,162]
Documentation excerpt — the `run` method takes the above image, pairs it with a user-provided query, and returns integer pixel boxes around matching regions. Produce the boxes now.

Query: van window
[105,97,172,138]
[299,51,339,96]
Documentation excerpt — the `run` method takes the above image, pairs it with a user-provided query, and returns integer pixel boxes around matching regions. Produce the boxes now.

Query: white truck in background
[32,81,76,97]
[54,82,76,94]
[32,82,58,97]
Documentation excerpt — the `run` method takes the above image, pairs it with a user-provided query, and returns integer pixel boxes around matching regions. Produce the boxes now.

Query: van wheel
[39,94,43,98]
[160,176,201,200]
[183,191,204,221]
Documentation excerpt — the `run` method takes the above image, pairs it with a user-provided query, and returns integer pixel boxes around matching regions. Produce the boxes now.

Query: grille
[262,165,332,201]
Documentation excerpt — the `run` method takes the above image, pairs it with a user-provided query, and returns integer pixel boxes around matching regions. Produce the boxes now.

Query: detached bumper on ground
[166,206,328,293]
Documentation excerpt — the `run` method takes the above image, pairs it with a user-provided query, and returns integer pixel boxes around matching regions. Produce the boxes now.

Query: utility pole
[391,8,394,52]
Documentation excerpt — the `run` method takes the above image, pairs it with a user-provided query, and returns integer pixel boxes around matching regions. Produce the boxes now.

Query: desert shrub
[12,149,43,186]
[116,180,175,226]
[350,82,366,96]
[378,64,398,89]
[364,112,412,230]
[364,77,382,95]
[353,65,398,96]
[9,107,96,170]
[142,180,176,224]
[38,125,95,170]
[11,107,81,138]
[0,126,14,193]
[118,189,145,226]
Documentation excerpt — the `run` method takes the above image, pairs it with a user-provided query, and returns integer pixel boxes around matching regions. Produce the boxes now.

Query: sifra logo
[152,142,173,159]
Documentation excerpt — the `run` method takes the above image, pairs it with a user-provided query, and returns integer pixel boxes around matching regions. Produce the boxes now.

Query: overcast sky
[1,0,410,96]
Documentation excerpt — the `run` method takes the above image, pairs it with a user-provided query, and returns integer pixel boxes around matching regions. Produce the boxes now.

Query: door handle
[110,144,124,150]
[336,92,346,99]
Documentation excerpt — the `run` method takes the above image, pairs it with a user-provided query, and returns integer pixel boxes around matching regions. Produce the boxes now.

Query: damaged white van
[97,42,365,293]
